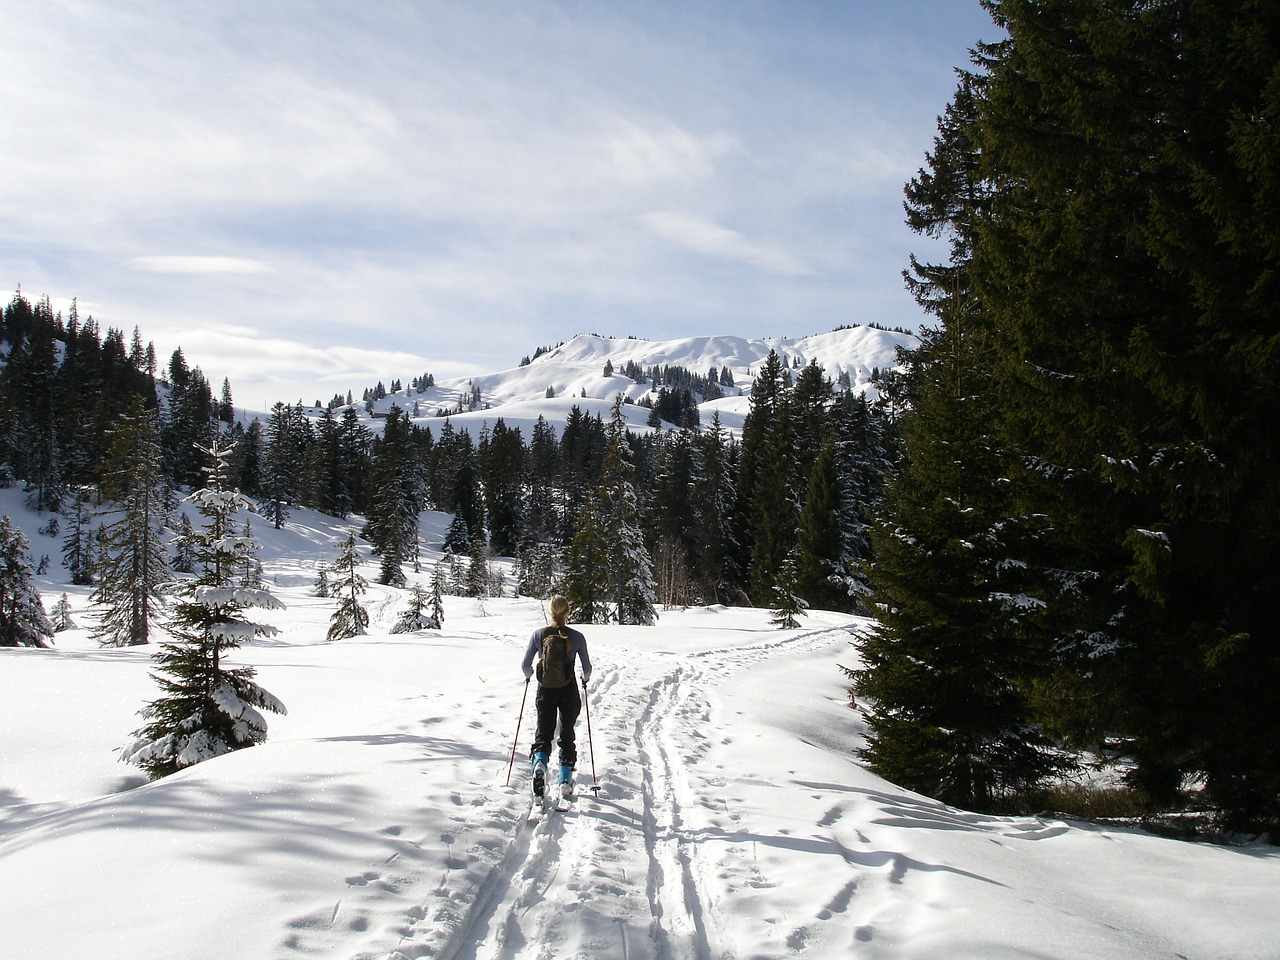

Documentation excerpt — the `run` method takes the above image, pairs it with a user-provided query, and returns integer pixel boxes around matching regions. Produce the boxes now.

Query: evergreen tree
[794,439,848,611]
[855,321,1061,810]
[327,533,369,641]
[121,441,286,779]
[260,402,302,528]
[365,406,424,587]
[690,412,741,605]
[427,563,446,629]
[466,531,490,599]
[523,415,560,544]
[90,398,171,647]
[563,490,611,624]
[599,396,657,624]
[51,593,76,632]
[61,484,96,585]
[949,0,1280,827]
[161,351,216,489]
[769,551,807,630]
[313,563,330,599]
[390,584,433,634]
[480,418,527,556]
[738,351,797,604]
[172,514,197,574]
[0,516,53,647]
[516,542,559,599]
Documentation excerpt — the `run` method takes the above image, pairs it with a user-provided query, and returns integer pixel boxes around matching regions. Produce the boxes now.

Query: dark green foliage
[479,418,527,556]
[860,0,1280,829]
[327,533,369,641]
[0,516,53,647]
[90,397,172,647]
[366,406,425,585]
[121,441,285,779]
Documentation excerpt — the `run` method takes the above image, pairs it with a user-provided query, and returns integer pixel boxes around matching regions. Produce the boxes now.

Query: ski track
[369,623,856,960]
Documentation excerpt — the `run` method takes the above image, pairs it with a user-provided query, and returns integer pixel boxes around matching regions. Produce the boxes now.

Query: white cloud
[638,211,815,277]
[131,256,273,275]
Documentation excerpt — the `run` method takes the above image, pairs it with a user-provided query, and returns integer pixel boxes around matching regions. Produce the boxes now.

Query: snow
[2,491,1278,960]
[353,327,913,438]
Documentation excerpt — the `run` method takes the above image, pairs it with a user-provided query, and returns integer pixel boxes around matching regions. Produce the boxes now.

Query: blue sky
[1,1,1001,409]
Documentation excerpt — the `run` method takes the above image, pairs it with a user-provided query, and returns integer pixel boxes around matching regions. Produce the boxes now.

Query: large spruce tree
[863,0,1280,829]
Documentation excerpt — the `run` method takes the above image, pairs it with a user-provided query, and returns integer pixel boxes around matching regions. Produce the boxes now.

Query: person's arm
[521,630,540,679]
[575,632,591,684]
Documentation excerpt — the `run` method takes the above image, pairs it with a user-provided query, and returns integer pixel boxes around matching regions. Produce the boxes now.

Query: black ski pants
[530,682,581,768]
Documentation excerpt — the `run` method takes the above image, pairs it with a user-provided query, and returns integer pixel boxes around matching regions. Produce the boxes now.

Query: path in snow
[419,624,858,960]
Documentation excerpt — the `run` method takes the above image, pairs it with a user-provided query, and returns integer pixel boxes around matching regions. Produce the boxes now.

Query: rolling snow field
[2,492,1278,960]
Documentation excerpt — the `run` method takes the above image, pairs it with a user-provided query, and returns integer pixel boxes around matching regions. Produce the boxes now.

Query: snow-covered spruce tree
[51,593,76,632]
[564,396,657,625]
[427,564,445,629]
[601,395,656,624]
[121,441,286,779]
[326,532,369,641]
[0,516,54,647]
[516,542,558,599]
[390,583,432,634]
[313,562,330,598]
[90,396,172,647]
[466,530,490,598]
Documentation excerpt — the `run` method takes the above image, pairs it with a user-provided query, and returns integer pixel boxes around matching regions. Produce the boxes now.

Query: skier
[521,595,591,800]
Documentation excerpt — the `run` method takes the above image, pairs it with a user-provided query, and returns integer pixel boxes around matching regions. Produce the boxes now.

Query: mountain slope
[363,326,915,435]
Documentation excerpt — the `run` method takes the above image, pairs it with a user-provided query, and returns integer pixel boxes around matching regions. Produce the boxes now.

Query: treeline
[0,292,231,506]
[854,0,1280,834]
[0,290,896,632]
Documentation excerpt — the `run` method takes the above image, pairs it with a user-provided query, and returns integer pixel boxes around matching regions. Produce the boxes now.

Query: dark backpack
[537,626,572,688]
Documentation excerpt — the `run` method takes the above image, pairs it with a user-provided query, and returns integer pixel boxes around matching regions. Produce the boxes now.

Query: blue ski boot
[531,752,549,798]
[558,764,574,800]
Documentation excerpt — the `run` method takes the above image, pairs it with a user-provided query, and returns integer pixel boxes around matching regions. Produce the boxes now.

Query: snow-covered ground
[2,492,1279,960]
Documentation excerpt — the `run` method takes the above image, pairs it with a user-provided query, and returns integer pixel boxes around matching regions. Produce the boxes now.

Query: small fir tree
[769,553,808,629]
[121,441,286,779]
[313,563,330,598]
[327,533,369,641]
[51,593,76,632]
[390,584,433,634]
[427,564,446,629]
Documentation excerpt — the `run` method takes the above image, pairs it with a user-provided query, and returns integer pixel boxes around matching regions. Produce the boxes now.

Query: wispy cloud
[132,256,272,275]
[638,211,815,277]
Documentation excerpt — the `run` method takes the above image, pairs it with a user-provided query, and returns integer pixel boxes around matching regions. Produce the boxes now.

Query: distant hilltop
[351,326,917,437]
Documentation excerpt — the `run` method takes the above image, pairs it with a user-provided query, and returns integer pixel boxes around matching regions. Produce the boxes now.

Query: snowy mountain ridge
[357,325,915,436]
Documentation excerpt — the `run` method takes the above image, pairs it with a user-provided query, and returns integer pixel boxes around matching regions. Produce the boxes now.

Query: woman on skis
[521,595,591,800]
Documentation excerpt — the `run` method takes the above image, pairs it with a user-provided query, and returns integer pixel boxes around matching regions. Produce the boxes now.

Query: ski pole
[581,674,601,796]
[505,678,531,787]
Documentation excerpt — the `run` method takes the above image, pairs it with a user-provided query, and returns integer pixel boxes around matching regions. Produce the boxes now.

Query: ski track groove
[405,624,854,960]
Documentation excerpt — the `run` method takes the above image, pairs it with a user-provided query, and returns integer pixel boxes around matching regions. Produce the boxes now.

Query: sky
[0,1,1002,410]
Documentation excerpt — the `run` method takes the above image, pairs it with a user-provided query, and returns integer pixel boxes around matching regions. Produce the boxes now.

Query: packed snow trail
[435,622,857,960]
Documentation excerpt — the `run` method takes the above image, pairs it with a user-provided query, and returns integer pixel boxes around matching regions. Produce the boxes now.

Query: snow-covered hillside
[355,326,914,438]
[2,488,1277,960]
